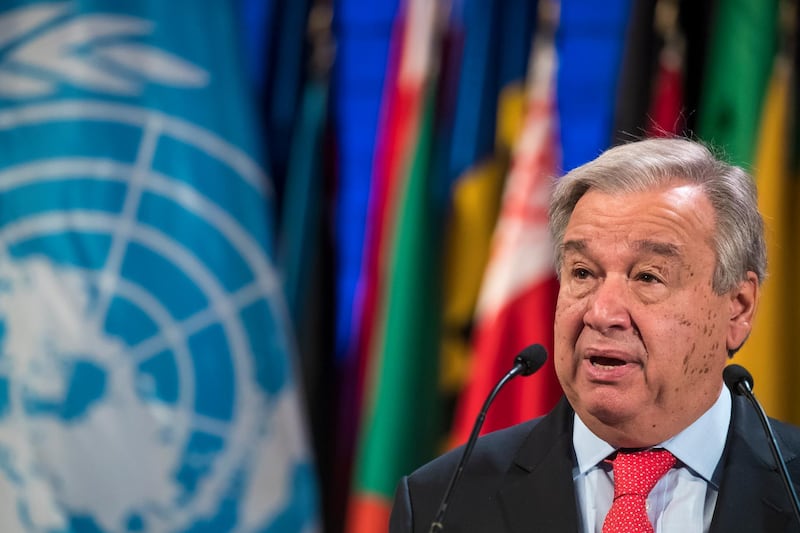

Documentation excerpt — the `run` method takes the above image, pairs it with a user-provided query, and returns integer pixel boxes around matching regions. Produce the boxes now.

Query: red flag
[647,39,685,137]
[450,27,563,445]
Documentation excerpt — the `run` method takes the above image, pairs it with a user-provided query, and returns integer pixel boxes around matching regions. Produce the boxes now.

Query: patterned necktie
[602,449,676,533]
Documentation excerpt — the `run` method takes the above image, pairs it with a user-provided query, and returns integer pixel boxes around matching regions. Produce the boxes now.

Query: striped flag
[327,0,400,528]
[439,87,523,398]
[439,0,536,407]
[346,0,445,530]
[0,2,318,532]
[450,21,562,444]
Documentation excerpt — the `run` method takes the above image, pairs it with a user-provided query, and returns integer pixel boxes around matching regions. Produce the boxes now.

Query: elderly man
[390,138,800,532]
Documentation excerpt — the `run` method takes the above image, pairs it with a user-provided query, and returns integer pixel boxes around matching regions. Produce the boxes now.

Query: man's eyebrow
[633,239,681,257]
[559,239,680,257]
[560,240,586,255]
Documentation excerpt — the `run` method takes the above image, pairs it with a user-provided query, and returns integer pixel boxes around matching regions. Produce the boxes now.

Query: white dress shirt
[572,386,731,533]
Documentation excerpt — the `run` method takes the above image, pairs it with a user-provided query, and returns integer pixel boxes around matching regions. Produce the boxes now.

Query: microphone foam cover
[723,364,754,395]
[515,344,548,376]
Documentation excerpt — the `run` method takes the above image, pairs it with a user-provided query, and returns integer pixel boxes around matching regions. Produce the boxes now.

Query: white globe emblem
[0,100,313,533]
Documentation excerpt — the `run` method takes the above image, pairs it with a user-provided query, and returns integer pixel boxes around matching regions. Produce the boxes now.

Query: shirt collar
[572,385,731,488]
[573,413,615,476]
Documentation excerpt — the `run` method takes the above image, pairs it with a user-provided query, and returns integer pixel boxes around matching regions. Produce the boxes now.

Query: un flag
[0,2,319,532]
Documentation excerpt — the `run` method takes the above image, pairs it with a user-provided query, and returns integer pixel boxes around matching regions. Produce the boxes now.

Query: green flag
[697,0,778,167]
[348,78,445,532]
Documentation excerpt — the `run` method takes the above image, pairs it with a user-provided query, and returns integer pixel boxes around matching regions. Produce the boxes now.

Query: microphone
[723,364,800,525]
[428,344,548,532]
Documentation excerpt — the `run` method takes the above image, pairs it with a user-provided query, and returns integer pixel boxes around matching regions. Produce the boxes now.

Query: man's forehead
[562,183,717,247]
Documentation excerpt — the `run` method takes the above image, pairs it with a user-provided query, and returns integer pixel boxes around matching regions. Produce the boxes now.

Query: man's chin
[576,392,638,428]
[585,405,629,426]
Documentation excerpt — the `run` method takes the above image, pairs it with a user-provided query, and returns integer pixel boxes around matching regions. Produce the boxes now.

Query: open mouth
[590,356,627,369]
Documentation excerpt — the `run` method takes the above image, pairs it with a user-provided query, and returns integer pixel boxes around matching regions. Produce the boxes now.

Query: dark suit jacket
[390,396,800,532]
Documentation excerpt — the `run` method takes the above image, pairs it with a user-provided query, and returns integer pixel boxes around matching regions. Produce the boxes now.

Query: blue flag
[0,2,319,532]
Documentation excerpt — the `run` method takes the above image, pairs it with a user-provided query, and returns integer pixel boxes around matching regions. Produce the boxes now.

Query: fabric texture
[602,449,677,533]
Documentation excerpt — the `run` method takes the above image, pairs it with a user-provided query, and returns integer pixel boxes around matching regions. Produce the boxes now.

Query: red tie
[602,449,676,533]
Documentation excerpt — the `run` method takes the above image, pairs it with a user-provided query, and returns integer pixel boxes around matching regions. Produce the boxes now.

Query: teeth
[592,361,623,370]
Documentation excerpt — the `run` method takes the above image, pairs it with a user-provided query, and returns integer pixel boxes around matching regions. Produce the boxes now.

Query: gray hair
[548,138,766,294]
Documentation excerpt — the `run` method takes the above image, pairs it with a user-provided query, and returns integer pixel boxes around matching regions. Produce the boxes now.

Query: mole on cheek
[682,343,696,371]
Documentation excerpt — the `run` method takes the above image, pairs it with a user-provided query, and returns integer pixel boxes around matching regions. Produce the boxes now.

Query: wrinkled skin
[554,182,758,448]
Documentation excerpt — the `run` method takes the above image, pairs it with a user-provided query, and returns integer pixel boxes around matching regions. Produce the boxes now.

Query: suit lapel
[489,394,800,532]
[497,398,580,533]
[710,396,799,533]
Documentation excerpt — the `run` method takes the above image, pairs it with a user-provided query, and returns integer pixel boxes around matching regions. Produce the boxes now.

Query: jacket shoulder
[409,418,542,486]
[771,417,800,462]
[390,418,543,532]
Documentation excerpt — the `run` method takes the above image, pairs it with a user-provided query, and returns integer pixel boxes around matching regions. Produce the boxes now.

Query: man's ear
[727,271,759,354]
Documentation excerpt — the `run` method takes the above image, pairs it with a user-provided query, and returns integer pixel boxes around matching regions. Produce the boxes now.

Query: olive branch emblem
[0,2,209,98]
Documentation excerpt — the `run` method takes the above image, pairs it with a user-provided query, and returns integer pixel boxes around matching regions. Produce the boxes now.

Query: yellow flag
[439,83,526,393]
[733,57,793,421]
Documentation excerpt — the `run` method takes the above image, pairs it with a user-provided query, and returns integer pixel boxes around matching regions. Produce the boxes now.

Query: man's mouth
[589,356,627,369]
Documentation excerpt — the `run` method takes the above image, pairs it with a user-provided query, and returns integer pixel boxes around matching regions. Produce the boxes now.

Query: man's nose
[583,275,632,333]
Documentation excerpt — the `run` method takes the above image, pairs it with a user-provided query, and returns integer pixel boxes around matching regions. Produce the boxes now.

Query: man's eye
[573,268,591,280]
[635,272,660,283]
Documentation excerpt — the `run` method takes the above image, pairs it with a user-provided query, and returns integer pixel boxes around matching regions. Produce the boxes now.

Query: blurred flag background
[0,0,796,532]
[0,1,318,532]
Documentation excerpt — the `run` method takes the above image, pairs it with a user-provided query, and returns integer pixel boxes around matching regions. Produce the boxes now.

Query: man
[390,138,800,532]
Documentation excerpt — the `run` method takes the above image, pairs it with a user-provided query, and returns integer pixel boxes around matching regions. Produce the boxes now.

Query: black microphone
[428,344,548,532]
[723,364,800,525]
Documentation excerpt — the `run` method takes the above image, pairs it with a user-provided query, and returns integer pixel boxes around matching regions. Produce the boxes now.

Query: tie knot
[609,449,676,497]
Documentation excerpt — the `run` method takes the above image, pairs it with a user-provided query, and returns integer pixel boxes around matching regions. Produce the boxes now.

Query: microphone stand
[734,378,800,525]
[428,363,524,532]
[427,344,546,532]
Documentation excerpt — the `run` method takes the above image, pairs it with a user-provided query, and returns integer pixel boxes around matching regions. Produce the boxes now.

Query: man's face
[554,182,757,447]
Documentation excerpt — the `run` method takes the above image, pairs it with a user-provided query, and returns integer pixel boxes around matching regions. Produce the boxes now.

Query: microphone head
[723,364,754,395]
[514,344,548,376]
